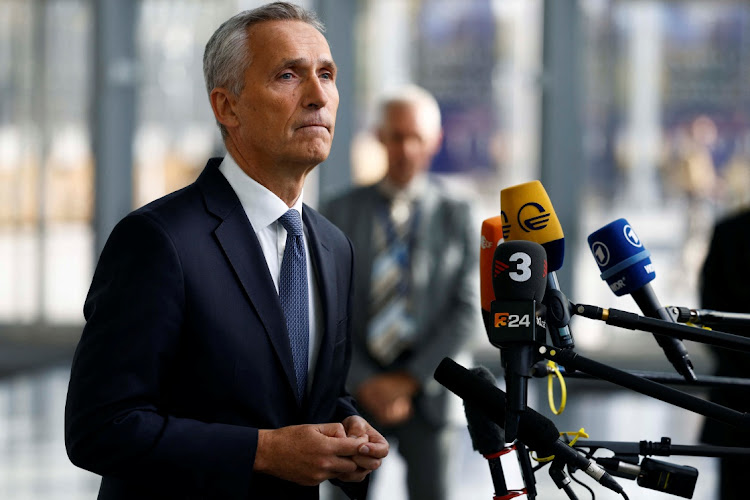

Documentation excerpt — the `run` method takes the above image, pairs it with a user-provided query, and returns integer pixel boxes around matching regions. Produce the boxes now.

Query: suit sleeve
[334,233,362,421]
[65,213,257,495]
[404,201,482,385]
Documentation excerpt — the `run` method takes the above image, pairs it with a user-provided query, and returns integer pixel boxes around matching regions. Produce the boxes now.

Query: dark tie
[278,209,309,400]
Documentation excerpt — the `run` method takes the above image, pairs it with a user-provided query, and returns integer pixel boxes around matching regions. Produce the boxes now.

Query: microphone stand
[531,363,750,389]
[574,304,750,353]
[515,442,537,500]
[573,436,750,459]
[538,345,750,429]
[482,443,538,500]
[667,306,750,329]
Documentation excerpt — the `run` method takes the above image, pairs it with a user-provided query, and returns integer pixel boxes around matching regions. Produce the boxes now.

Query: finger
[343,416,368,438]
[365,429,388,445]
[329,435,369,456]
[358,440,389,459]
[327,455,361,475]
[353,454,382,471]
[317,422,347,439]
[337,467,371,483]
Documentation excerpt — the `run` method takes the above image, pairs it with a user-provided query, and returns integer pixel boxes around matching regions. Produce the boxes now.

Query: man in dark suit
[699,208,750,500]
[322,85,481,500]
[64,3,388,499]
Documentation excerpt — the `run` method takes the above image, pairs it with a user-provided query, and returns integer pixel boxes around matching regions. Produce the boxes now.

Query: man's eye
[320,72,333,80]
[280,72,294,80]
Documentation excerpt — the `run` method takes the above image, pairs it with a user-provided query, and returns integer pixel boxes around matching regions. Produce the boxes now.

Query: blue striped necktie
[277,209,309,401]
[366,197,417,366]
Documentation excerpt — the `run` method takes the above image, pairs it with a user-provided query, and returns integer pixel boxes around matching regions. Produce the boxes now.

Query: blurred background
[2,0,750,498]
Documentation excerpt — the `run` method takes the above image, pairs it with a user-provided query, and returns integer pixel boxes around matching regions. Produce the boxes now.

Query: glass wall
[0,0,748,498]
[574,1,750,355]
[0,0,93,325]
[349,0,543,218]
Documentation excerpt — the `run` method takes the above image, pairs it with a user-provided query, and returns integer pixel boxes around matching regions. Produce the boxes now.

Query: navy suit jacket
[65,158,364,499]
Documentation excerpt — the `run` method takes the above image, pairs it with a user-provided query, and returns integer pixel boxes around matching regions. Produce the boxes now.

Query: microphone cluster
[457,178,750,498]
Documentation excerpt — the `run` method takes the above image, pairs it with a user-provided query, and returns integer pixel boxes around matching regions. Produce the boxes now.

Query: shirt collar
[377,173,428,203]
[218,154,303,231]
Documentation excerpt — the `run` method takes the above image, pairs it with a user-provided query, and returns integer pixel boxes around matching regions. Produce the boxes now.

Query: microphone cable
[567,470,595,500]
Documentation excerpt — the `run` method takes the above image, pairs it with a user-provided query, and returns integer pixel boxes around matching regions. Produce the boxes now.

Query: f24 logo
[494,312,531,328]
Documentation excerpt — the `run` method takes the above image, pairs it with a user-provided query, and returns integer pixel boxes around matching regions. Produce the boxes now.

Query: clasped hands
[255,415,389,487]
[356,372,419,426]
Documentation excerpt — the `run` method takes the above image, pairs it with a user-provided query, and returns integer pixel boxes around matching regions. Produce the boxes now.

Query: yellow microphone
[501,180,574,348]
[500,180,564,272]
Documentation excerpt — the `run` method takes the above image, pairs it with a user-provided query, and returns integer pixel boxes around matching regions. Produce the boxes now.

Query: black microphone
[490,240,548,442]
[434,357,626,496]
[587,219,696,381]
[595,457,697,498]
[463,367,511,498]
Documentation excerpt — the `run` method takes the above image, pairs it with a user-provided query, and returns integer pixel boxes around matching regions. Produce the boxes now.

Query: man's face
[231,20,338,169]
[379,103,442,188]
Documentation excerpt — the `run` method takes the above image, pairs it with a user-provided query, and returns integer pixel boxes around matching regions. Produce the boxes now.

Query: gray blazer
[322,178,481,427]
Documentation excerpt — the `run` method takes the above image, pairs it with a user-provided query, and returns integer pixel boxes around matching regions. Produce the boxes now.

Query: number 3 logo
[510,252,531,282]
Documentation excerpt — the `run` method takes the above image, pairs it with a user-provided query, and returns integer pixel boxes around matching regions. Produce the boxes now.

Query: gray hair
[377,85,442,140]
[203,2,326,139]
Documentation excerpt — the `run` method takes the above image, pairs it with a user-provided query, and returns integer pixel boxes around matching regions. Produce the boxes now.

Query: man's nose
[303,76,332,109]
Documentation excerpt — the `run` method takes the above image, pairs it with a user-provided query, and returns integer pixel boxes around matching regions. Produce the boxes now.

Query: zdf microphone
[480,216,505,334]
[587,219,696,381]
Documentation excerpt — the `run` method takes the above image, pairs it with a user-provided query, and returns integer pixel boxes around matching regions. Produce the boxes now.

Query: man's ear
[429,129,444,155]
[210,87,240,130]
[375,127,386,146]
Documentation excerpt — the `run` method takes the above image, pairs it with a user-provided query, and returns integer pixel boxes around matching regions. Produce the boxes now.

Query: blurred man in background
[323,85,481,500]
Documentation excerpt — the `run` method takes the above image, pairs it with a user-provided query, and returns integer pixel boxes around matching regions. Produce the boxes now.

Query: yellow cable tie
[532,428,589,463]
[561,428,589,447]
[533,428,589,463]
[686,321,712,331]
[532,452,555,463]
[547,360,567,415]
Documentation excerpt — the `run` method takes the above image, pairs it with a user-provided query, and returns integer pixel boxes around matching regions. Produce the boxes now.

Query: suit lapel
[302,208,336,413]
[410,183,438,326]
[197,160,298,400]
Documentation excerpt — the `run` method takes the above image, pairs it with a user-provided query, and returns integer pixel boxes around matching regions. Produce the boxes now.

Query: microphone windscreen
[480,216,505,312]
[464,367,506,454]
[587,218,655,296]
[517,408,561,455]
[500,180,565,272]
[492,240,547,302]
[434,358,560,452]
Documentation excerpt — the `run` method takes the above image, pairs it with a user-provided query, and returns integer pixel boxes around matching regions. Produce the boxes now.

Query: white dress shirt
[219,154,321,390]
